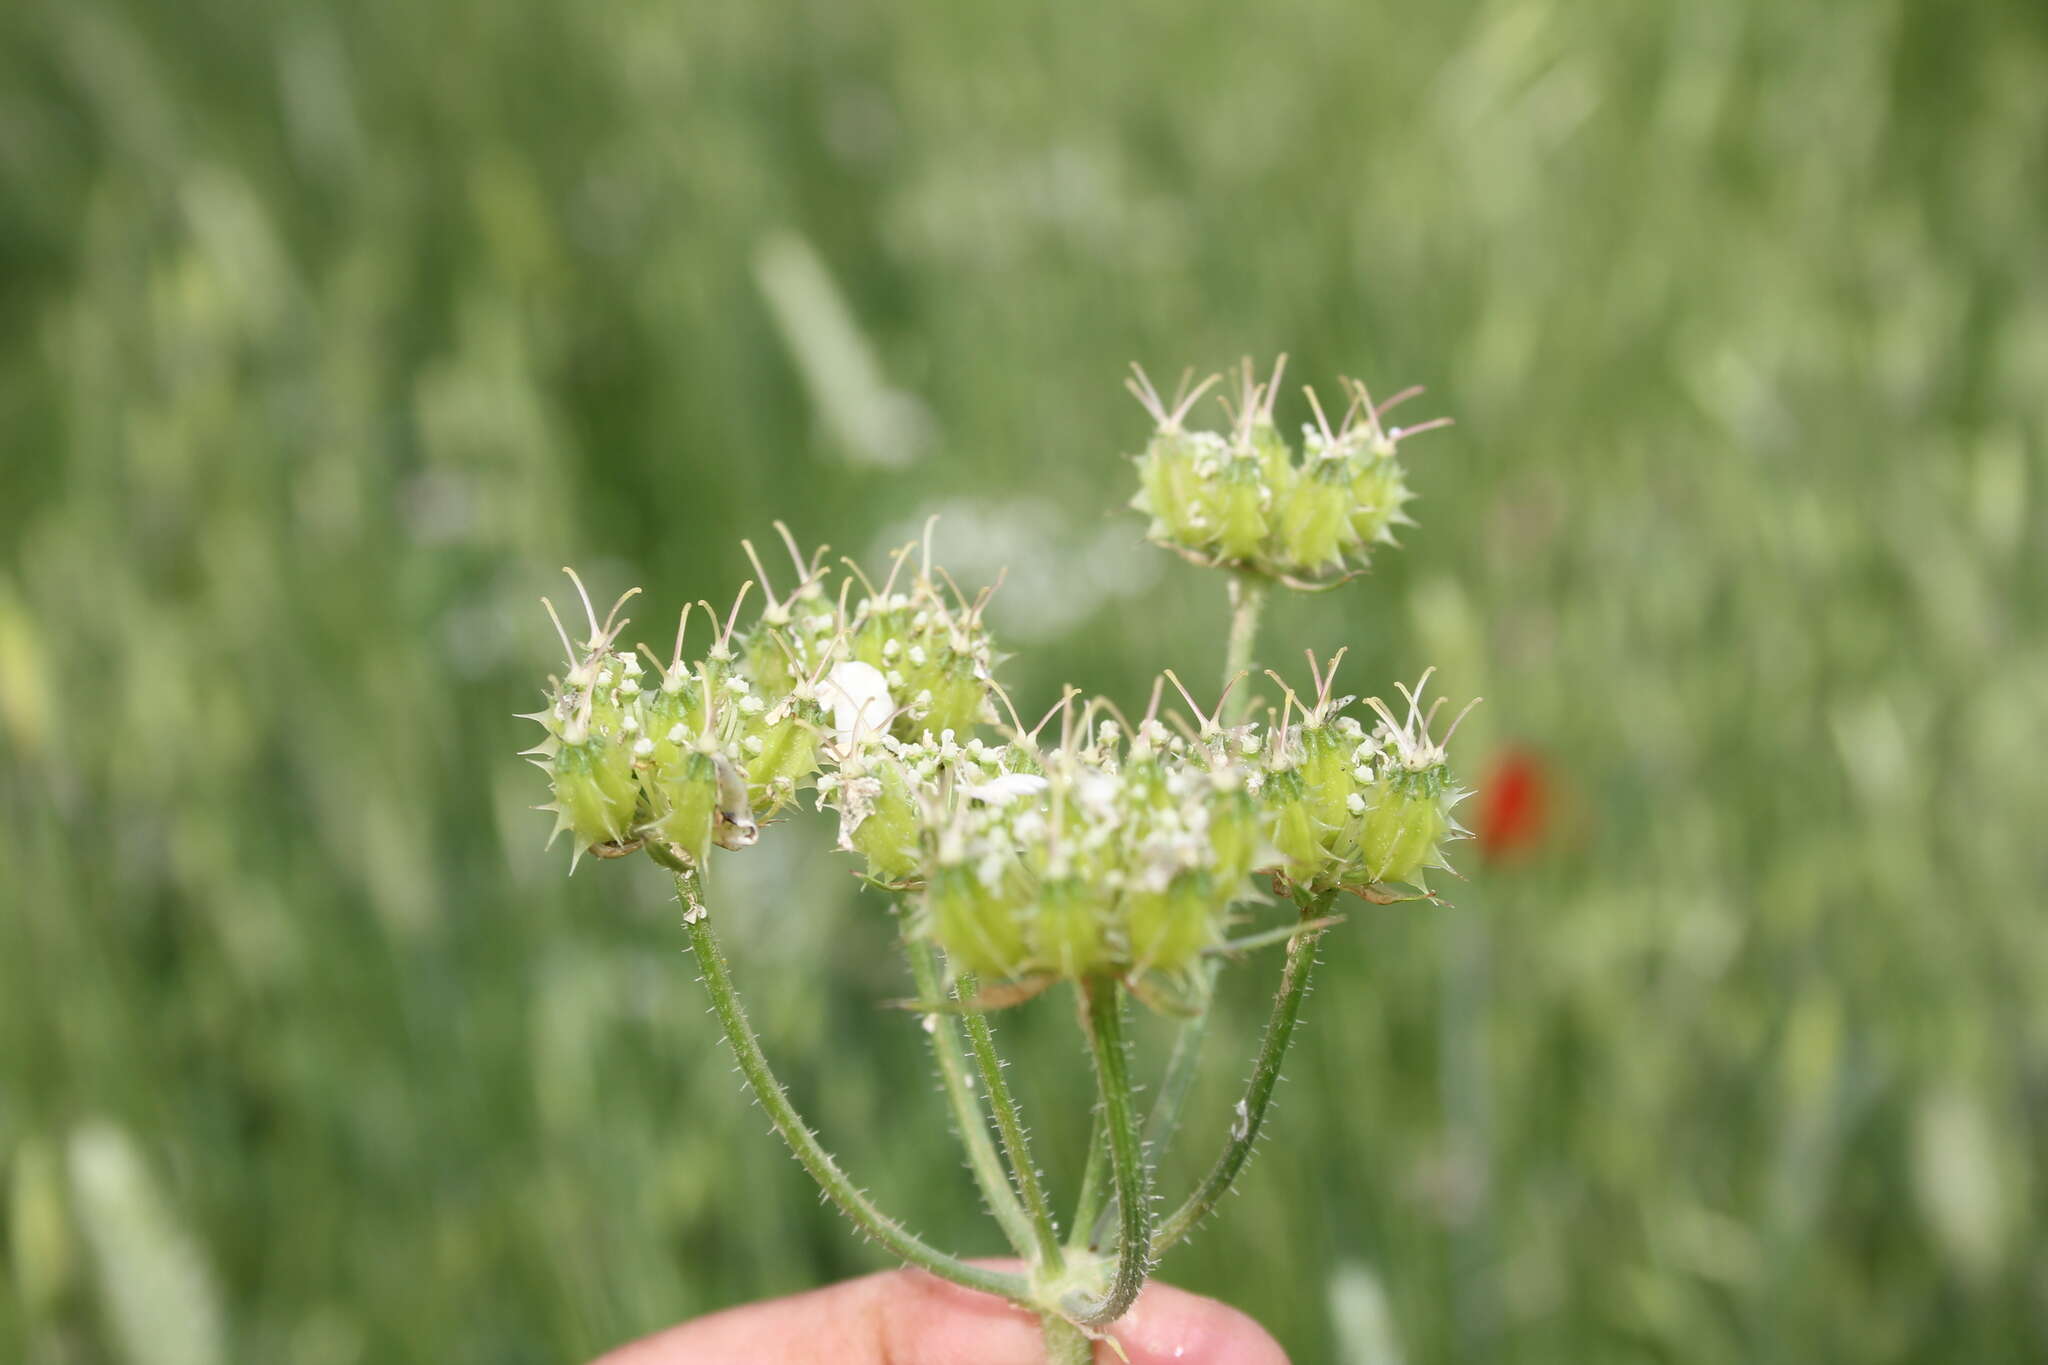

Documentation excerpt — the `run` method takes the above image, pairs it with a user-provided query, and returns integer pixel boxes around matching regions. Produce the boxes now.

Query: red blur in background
[1474,747,1550,864]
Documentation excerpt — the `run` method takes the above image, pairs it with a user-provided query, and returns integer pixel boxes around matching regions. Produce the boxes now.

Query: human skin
[592,1267,1290,1365]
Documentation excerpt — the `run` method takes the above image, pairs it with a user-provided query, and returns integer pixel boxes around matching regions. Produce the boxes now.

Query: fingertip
[1109,1278,1290,1365]
[587,1267,1286,1365]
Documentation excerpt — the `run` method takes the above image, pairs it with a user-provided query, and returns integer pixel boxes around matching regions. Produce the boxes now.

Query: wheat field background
[3,1,2045,1361]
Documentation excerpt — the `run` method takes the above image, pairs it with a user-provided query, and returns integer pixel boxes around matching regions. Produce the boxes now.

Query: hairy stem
[1041,1315,1095,1365]
[1151,891,1331,1257]
[905,941,1036,1257]
[1223,574,1268,713]
[1068,1103,1108,1252]
[957,971,1066,1271]
[1088,959,1221,1249]
[1070,977,1152,1327]
[677,873,1027,1301]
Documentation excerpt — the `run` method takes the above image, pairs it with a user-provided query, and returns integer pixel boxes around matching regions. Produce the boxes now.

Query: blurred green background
[4,0,2045,1360]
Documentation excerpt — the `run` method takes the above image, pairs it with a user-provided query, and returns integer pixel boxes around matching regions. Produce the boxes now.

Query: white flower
[820,660,894,755]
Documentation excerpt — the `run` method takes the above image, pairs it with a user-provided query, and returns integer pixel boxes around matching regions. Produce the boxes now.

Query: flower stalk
[906,940,1038,1257]
[1070,977,1152,1327]
[679,871,1028,1302]
[1152,889,1334,1256]
[958,972,1066,1270]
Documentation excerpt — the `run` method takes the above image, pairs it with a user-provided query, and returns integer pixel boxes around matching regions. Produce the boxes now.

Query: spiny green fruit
[1346,446,1414,549]
[845,538,1001,743]
[1357,765,1454,886]
[742,698,821,814]
[924,862,1030,979]
[1132,427,1217,546]
[549,736,638,849]
[1296,718,1360,834]
[1210,455,1271,563]
[1260,763,1327,883]
[841,755,922,884]
[646,748,721,863]
[1124,872,1223,975]
[1279,456,1363,574]
[1030,878,1113,979]
[1205,779,1266,888]
[1349,672,1477,890]
[1124,357,1447,587]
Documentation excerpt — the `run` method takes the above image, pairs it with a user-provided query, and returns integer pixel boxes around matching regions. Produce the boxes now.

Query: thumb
[593,1266,1289,1365]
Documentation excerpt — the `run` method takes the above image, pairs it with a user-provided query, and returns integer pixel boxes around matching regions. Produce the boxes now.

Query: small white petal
[965,773,1050,805]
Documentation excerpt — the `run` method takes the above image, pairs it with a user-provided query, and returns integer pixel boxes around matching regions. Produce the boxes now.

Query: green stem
[1138,959,1222,1165]
[905,941,1037,1257]
[676,873,1027,1302]
[1070,977,1152,1328]
[1089,958,1221,1249]
[1223,574,1268,713]
[1068,1103,1108,1251]
[1151,891,1330,1257]
[1041,1315,1096,1364]
[957,971,1065,1271]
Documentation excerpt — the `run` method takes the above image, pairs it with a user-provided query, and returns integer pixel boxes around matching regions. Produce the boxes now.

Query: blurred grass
[2,0,2045,1361]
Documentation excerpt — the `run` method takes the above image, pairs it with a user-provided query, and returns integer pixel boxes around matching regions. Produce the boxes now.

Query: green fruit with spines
[1357,762,1452,887]
[1211,456,1270,563]
[743,625,801,701]
[924,863,1029,979]
[908,659,986,738]
[647,748,720,861]
[1030,878,1113,979]
[1133,428,1215,545]
[1279,458,1364,574]
[642,680,703,755]
[1347,451,1414,548]
[849,758,922,884]
[743,703,820,814]
[1248,414,1296,497]
[1206,783,1265,887]
[1260,765,1327,882]
[1125,872,1222,974]
[1296,722,1358,834]
[551,736,639,848]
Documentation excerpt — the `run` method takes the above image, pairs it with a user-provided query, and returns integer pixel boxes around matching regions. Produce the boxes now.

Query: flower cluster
[523,533,1474,1001]
[521,526,1001,871]
[1127,357,1450,587]
[818,654,1474,1003]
